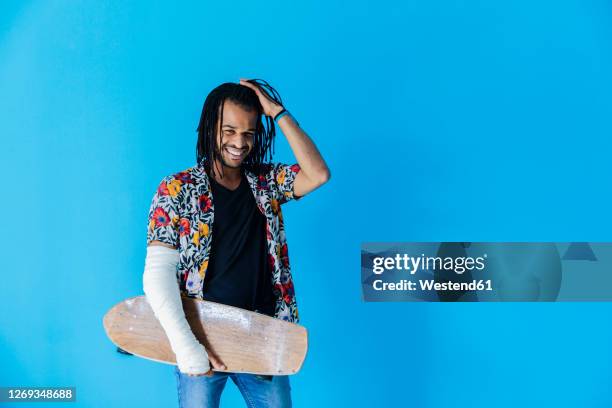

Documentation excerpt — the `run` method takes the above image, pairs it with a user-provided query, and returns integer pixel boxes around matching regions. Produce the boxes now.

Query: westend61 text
[372,279,493,291]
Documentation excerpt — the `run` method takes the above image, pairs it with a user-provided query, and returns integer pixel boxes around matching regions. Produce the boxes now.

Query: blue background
[2,1,612,407]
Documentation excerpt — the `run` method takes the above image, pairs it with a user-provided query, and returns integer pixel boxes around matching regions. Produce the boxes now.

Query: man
[142,78,330,408]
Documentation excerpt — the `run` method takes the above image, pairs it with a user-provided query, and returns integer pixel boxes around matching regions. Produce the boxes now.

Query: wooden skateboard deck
[103,295,308,375]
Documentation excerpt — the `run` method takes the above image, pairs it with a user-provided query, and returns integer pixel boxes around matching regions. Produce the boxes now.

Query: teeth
[226,147,245,156]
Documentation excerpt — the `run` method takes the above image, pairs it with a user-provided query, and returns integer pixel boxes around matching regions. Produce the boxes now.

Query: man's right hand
[185,352,227,377]
[176,344,227,377]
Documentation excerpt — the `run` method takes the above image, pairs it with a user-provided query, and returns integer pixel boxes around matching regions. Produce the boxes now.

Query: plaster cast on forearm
[142,244,210,374]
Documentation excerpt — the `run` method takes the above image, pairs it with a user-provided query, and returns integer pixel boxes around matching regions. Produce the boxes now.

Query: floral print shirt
[146,161,302,323]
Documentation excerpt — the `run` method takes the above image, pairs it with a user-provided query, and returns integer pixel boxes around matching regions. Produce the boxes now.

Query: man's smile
[224,146,248,161]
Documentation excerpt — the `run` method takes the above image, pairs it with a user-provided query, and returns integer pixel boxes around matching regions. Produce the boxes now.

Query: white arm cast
[142,244,210,374]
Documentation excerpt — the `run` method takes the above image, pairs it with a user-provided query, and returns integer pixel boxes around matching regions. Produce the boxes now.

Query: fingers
[208,353,227,371]
[183,348,227,377]
[239,78,278,116]
[239,79,267,98]
[239,79,264,98]
[184,364,217,377]
[239,78,255,89]
[184,356,226,377]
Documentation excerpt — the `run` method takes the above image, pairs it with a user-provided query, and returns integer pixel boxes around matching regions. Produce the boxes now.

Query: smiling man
[142,79,330,408]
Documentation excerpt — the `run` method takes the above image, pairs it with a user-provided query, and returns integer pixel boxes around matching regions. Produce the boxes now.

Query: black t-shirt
[201,171,276,317]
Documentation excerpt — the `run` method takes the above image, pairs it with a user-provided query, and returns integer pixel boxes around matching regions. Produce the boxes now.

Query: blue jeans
[174,366,292,408]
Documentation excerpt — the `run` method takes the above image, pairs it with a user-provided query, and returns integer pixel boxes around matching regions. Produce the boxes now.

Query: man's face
[215,99,258,169]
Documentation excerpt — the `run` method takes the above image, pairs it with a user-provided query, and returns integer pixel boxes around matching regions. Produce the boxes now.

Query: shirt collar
[196,159,258,190]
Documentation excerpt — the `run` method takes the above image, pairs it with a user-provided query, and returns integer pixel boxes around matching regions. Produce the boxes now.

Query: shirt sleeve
[269,163,303,205]
[146,175,181,247]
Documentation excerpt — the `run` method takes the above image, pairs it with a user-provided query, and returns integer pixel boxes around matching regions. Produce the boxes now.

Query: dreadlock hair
[196,79,284,179]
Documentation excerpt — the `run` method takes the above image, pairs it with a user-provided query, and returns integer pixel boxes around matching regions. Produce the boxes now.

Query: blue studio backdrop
[2,1,612,407]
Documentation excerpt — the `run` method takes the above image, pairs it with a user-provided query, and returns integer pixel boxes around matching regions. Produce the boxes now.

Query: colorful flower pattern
[146,161,302,323]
